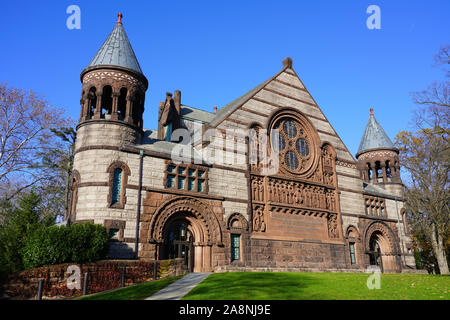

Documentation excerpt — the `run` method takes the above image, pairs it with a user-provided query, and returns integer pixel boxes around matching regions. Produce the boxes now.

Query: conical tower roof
[86,13,143,75]
[356,108,396,157]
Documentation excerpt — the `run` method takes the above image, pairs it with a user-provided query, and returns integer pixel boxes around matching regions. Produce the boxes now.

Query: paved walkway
[146,272,211,300]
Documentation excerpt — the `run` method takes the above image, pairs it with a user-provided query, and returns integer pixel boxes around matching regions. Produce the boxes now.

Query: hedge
[22,223,109,269]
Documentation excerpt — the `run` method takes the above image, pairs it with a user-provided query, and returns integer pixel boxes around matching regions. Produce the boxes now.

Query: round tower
[356,108,402,191]
[76,13,148,150]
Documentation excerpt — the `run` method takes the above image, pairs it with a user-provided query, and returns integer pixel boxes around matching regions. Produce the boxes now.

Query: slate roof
[180,105,215,123]
[208,68,287,128]
[357,111,395,156]
[87,20,143,74]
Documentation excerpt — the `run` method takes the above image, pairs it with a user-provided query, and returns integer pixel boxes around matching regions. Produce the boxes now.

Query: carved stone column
[94,93,102,119]
[381,163,387,183]
[111,92,120,120]
[125,96,133,124]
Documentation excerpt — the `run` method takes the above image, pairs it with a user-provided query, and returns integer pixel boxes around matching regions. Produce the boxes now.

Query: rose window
[272,117,313,173]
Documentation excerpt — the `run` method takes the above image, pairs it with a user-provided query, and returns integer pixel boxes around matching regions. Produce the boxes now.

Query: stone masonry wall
[1,259,186,300]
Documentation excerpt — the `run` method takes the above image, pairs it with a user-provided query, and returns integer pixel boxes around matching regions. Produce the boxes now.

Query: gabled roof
[357,109,396,157]
[86,15,143,75]
[208,76,276,127]
[181,105,215,124]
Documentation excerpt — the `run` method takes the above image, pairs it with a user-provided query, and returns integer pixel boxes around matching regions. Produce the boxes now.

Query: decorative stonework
[83,70,146,92]
[358,150,398,161]
[364,195,387,217]
[227,213,249,231]
[251,176,337,212]
[106,161,131,209]
[336,160,357,169]
[252,205,266,232]
[327,213,339,238]
[363,221,400,255]
[148,196,223,245]
[267,109,321,178]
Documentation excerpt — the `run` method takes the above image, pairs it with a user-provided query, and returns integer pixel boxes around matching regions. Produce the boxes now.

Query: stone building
[70,14,416,273]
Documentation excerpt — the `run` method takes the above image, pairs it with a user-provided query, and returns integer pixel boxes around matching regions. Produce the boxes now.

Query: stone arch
[149,196,223,246]
[265,107,321,178]
[364,221,399,254]
[363,221,401,272]
[226,213,249,231]
[106,161,131,208]
[346,225,360,239]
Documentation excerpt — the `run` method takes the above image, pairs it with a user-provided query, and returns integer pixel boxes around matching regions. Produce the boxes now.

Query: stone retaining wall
[1,258,187,300]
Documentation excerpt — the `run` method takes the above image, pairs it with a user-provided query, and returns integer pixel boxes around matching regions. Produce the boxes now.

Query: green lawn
[76,275,185,300]
[182,272,450,300]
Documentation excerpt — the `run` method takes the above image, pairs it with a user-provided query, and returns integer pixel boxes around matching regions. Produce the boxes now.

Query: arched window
[88,87,97,119]
[107,161,131,208]
[111,168,122,204]
[271,117,312,173]
[385,160,392,180]
[101,85,113,118]
[117,88,127,120]
[375,161,382,180]
[132,92,141,126]
[367,163,373,181]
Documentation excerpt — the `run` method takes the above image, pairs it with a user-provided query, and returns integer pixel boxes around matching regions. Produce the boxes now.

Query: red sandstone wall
[1,258,186,300]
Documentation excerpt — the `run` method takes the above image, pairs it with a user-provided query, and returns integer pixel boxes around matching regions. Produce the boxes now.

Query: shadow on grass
[183,272,450,300]
[183,272,325,300]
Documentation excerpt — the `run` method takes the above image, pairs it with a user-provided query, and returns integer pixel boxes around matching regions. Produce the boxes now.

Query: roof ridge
[208,64,290,128]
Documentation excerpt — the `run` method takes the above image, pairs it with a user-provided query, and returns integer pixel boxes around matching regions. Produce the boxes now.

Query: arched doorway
[368,232,384,272]
[149,197,223,272]
[364,222,401,273]
[161,219,194,272]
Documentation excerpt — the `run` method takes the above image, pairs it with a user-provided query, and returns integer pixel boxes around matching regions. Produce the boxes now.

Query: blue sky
[1,0,448,157]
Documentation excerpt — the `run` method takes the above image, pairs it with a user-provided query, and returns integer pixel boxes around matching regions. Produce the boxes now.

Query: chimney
[174,90,181,114]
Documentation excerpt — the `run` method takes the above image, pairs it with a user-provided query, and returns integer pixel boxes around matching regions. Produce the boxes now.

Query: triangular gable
[208,58,356,164]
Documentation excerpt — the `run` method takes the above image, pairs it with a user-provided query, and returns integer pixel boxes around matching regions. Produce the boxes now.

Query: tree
[37,127,76,221]
[0,190,55,275]
[0,83,71,200]
[396,45,450,274]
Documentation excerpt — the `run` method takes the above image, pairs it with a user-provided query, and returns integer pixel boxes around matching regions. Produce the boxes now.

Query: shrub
[22,223,109,269]
[22,225,70,269]
[68,223,109,262]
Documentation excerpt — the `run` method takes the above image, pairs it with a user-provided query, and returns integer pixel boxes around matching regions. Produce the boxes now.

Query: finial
[370,108,374,116]
[282,57,293,69]
[213,106,217,113]
[117,13,123,24]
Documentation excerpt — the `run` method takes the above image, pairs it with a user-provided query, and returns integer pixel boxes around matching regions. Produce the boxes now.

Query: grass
[76,275,185,300]
[182,272,450,300]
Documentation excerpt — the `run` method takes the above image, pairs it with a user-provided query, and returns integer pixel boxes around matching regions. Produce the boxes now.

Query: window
[107,161,130,209]
[112,168,122,204]
[364,196,386,217]
[271,116,314,174]
[349,243,356,264]
[109,228,119,240]
[165,162,208,193]
[231,234,240,261]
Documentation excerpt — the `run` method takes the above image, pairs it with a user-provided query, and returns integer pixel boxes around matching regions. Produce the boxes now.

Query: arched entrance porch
[149,197,223,272]
[364,221,401,273]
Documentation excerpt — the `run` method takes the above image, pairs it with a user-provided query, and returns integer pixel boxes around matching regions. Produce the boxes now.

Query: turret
[76,13,148,149]
[356,108,402,188]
